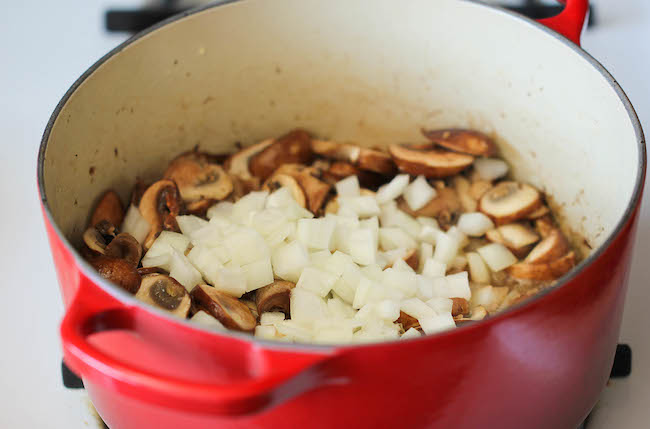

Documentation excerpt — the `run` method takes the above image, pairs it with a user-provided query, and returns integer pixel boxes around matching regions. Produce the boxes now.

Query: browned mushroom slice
[527,205,550,219]
[255,281,296,315]
[403,249,419,271]
[90,190,125,228]
[262,174,307,208]
[422,129,497,157]
[388,143,474,178]
[274,164,331,214]
[507,252,576,281]
[453,176,477,212]
[185,198,216,217]
[357,148,397,175]
[130,178,148,206]
[311,140,396,175]
[137,266,168,276]
[164,152,233,203]
[468,180,493,200]
[524,229,569,264]
[322,161,358,183]
[324,197,340,215]
[224,139,275,189]
[479,181,542,225]
[191,284,257,331]
[139,180,183,250]
[451,298,470,317]
[135,274,190,317]
[83,227,110,255]
[104,233,142,267]
[535,215,556,238]
[248,129,313,181]
[397,311,420,331]
[398,186,461,230]
[90,256,142,294]
[485,223,540,258]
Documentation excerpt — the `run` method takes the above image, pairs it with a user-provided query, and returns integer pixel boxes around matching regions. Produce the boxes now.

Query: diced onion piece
[169,250,202,291]
[379,227,417,251]
[187,245,223,284]
[296,266,339,297]
[419,243,433,272]
[327,295,356,318]
[416,275,435,301]
[146,231,190,258]
[432,232,460,265]
[376,174,410,204]
[266,187,295,208]
[450,254,468,271]
[338,196,381,218]
[417,217,439,229]
[190,310,226,330]
[260,311,285,326]
[275,320,313,342]
[290,289,329,324]
[403,175,437,211]
[176,215,209,236]
[418,225,442,244]
[271,241,310,283]
[332,263,362,304]
[477,243,518,271]
[231,191,268,222]
[335,176,360,197]
[472,285,509,313]
[421,258,446,278]
[297,218,336,250]
[474,158,509,181]
[346,228,377,265]
[359,217,379,246]
[401,327,422,339]
[426,297,454,314]
[457,212,495,237]
[206,201,234,220]
[241,258,274,292]
[375,300,400,321]
[141,253,171,272]
[121,204,151,244]
[392,258,414,273]
[467,252,491,284]
[211,266,247,297]
[380,207,421,238]
[419,313,456,335]
[255,325,278,340]
[431,272,471,300]
[352,276,375,309]
[323,251,355,278]
[383,268,417,297]
[400,297,436,320]
[224,228,270,266]
[361,264,384,282]
[250,209,289,237]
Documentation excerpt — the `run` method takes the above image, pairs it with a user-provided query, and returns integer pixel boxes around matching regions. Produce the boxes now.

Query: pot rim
[38,0,647,352]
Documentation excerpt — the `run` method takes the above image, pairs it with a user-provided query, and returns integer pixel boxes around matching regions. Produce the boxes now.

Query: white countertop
[0,1,647,427]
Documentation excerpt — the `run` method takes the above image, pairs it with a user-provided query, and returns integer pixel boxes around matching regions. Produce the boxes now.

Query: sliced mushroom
[138,180,183,249]
[455,305,487,325]
[535,215,556,238]
[468,180,493,200]
[388,143,474,178]
[398,186,461,230]
[82,220,119,255]
[403,249,419,271]
[241,299,260,320]
[524,229,569,264]
[191,284,257,331]
[255,280,296,315]
[137,266,168,276]
[274,164,331,214]
[185,198,216,217]
[485,223,540,258]
[224,139,275,189]
[397,311,420,331]
[527,205,550,219]
[479,181,542,225]
[311,140,396,175]
[130,178,148,206]
[422,129,497,157]
[90,190,124,228]
[262,173,307,208]
[135,274,190,317]
[104,233,142,267]
[248,129,313,181]
[164,151,233,203]
[507,252,576,281]
[453,176,477,212]
[451,298,470,317]
[90,256,142,294]
[321,161,387,189]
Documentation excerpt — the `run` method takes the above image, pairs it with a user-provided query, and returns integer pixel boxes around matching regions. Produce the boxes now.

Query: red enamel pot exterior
[38,1,646,428]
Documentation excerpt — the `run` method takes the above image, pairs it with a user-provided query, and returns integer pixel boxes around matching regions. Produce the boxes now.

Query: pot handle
[536,0,589,46]
[60,280,338,416]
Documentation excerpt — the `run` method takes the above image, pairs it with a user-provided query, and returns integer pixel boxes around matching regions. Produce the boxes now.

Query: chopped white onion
[419,313,456,335]
[477,243,518,272]
[467,251,491,284]
[297,218,336,250]
[335,176,360,197]
[121,204,151,244]
[457,212,495,237]
[241,258,274,292]
[260,312,285,326]
[401,327,422,339]
[376,174,410,204]
[271,241,310,283]
[474,158,509,181]
[296,266,339,297]
[190,311,226,331]
[403,176,437,211]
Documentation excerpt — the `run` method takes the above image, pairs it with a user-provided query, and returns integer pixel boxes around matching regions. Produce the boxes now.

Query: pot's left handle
[60,280,338,416]
[536,0,589,46]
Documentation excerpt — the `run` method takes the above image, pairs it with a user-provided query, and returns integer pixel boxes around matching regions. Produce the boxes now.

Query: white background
[0,1,647,427]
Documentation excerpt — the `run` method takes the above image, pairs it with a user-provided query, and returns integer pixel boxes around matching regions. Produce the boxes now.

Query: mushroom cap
[507,251,576,281]
[255,280,296,315]
[249,129,313,181]
[485,223,540,256]
[90,190,124,228]
[91,256,142,294]
[83,227,109,255]
[138,180,182,249]
[422,128,497,157]
[105,233,142,267]
[224,139,275,186]
[163,152,233,202]
[524,229,569,264]
[451,298,470,317]
[388,144,475,178]
[357,148,396,175]
[135,274,190,317]
[191,284,257,332]
[262,173,307,208]
[274,164,331,214]
[478,181,542,225]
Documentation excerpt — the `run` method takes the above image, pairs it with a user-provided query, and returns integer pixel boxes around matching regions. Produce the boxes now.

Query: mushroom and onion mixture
[81,128,580,343]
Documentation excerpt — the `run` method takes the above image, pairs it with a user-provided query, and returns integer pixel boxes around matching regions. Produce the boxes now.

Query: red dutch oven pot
[38,0,646,428]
